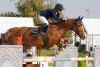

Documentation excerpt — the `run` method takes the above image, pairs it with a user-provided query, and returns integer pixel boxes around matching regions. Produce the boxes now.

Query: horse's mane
[49,21,66,26]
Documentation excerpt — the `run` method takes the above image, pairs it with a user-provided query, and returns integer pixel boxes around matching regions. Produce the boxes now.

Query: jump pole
[24,57,94,62]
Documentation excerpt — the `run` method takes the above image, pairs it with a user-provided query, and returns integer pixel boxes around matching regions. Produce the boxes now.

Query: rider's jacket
[40,9,62,21]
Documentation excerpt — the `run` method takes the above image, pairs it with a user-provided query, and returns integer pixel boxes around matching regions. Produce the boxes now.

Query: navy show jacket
[40,9,62,21]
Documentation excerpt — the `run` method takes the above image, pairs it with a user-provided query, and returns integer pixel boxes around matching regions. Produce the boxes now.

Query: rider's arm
[50,10,62,21]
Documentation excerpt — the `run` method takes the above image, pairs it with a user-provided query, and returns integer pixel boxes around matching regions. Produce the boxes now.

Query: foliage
[17,0,46,16]
[78,44,86,53]
[16,0,47,25]
[78,60,86,67]
[40,49,54,56]
[75,42,86,53]
[65,30,72,37]
[78,52,86,67]
[75,42,86,67]
[64,30,73,40]
[75,41,81,47]
[0,0,49,25]
[0,12,20,17]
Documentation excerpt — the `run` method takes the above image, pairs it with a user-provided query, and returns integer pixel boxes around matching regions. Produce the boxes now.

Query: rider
[32,3,65,34]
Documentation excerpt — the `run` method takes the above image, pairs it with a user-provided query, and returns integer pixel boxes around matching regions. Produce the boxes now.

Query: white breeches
[39,16,49,25]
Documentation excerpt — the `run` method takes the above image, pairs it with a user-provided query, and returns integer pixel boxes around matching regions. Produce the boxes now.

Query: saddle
[31,24,48,48]
[32,23,49,35]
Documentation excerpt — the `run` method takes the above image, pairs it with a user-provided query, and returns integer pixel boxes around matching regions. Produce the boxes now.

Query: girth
[40,33,48,49]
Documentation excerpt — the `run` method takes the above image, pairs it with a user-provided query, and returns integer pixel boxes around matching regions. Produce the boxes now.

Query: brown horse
[1,17,86,53]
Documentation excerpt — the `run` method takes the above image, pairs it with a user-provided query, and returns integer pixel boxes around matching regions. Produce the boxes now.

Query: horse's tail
[0,33,5,44]
[0,28,14,45]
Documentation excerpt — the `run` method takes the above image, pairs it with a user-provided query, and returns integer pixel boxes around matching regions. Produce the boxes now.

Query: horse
[1,16,86,55]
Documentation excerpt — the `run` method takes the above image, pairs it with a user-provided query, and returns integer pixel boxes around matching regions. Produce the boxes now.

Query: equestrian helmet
[55,3,64,10]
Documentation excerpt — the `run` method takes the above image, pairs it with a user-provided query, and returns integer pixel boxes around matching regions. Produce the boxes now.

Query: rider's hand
[61,20,66,22]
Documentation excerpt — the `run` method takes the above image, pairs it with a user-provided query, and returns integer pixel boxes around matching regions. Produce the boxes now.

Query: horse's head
[49,16,86,40]
[67,16,86,40]
[60,16,86,40]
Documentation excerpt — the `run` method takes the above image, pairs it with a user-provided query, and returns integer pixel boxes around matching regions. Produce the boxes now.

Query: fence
[0,45,23,67]
[0,45,100,67]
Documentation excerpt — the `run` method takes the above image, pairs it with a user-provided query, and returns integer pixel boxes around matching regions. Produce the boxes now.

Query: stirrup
[40,32,45,35]
[32,27,39,34]
[32,31,38,34]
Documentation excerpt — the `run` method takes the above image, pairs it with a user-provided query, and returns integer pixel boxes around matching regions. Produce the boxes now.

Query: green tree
[0,0,48,25]
[0,12,20,17]
[75,42,86,67]
[16,0,47,25]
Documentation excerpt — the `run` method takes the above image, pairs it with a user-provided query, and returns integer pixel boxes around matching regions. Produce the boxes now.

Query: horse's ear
[75,16,80,21]
[77,16,80,20]
[76,16,83,21]
[80,16,84,20]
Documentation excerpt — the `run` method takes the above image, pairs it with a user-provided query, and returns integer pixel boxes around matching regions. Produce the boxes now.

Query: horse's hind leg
[37,48,41,56]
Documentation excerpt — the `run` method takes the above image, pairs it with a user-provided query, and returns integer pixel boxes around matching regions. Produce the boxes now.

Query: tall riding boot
[44,25,49,33]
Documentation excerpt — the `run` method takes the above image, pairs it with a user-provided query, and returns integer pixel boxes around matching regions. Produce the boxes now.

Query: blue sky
[0,0,100,18]
[0,0,18,13]
[57,0,100,18]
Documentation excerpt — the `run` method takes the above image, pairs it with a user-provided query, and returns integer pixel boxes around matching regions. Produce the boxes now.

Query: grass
[39,49,87,67]
[40,49,55,56]
[40,49,55,67]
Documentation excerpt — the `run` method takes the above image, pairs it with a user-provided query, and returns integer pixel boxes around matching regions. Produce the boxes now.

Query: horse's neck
[66,19,74,30]
[58,29,66,37]
[49,25,66,37]
[49,21,72,36]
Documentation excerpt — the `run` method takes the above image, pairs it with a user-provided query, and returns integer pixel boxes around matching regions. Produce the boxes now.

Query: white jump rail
[24,56,94,62]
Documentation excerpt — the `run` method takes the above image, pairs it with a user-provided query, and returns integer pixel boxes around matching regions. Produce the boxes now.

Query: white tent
[0,17,34,33]
[83,19,100,34]
[82,19,100,51]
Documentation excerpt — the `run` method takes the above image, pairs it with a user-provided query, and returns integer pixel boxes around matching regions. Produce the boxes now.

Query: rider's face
[56,9,62,14]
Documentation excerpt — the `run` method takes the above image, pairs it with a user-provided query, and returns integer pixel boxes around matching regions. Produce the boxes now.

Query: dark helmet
[55,3,64,10]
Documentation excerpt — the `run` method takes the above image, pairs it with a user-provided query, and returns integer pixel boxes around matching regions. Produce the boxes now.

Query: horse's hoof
[27,54,32,57]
